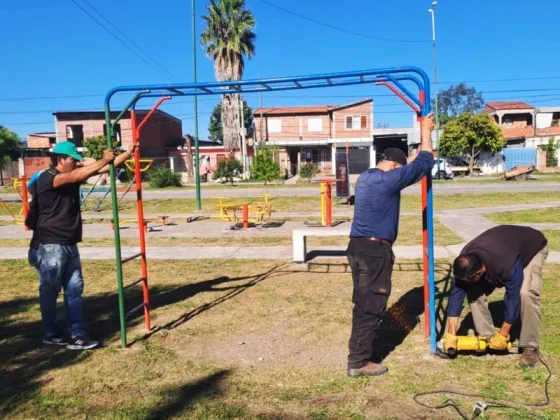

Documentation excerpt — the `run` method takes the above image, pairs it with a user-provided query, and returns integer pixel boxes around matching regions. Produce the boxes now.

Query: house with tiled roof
[485,101,560,145]
[484,101,560,171]
[253,99,419,177]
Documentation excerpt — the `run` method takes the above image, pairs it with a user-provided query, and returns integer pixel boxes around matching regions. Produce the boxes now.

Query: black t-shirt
[31,168,82,245]
[460,225,547,287]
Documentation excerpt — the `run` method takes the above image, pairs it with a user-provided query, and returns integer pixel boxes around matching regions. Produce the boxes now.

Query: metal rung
[125,302,146,319]
[293,81,302,88]
[326,78,333,85]
[121,252,144,264]
[124,277,147,291]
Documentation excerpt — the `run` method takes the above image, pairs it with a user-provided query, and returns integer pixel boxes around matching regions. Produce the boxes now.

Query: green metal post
[113,91,148,127]
[104,104,127,347]
[192,0,201,210]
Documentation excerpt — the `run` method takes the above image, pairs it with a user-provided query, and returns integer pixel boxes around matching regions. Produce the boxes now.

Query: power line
[255,0,429,44]
[69,0,175,82]
[79,0,177,81]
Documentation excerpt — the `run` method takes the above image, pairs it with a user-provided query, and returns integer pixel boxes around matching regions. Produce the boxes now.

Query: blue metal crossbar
[105,66,431,116]
[104,66,437,354]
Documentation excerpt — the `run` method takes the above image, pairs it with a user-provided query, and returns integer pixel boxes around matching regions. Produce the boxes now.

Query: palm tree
[201,0,256,153]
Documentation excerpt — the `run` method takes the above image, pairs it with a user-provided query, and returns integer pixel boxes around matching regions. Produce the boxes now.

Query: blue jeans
[29,244,85,339]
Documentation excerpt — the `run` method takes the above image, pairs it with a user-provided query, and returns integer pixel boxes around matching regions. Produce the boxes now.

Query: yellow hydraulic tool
[445,336,512,356]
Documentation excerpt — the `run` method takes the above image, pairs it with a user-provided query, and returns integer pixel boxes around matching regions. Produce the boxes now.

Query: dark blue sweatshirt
[349,151,434,243]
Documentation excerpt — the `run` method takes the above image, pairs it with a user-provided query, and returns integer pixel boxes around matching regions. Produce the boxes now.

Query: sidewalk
[2,245,560,263]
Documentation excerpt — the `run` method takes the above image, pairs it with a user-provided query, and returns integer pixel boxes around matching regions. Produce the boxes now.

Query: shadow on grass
[144,369,231,420]
[0,265,284,418]
[284,261,454,362]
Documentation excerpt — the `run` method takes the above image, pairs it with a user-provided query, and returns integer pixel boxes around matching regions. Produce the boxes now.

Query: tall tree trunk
[221,94,240,153]
[469,146,475,177]
[185,135,194,184]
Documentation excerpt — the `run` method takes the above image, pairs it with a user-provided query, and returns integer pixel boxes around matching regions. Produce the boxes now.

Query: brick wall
[56,117,134,146]
[24,157,51,178]
[54,112,182,157]
[28,135,52,149]
[333,102,372,139]
[254,114,331,142]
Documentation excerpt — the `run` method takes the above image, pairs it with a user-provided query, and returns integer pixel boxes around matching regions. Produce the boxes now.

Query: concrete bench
[292,228,350,263]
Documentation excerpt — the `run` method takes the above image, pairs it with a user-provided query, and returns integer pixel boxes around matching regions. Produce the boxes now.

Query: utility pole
[239,96,248,178]
[192,0,201,209]
[429,1,441,170]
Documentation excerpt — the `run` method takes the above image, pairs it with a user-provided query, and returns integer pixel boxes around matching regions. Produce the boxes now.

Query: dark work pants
[346,239,394,369]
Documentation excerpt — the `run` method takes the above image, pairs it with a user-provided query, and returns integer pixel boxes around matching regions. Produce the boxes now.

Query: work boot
[519,348,539,368]
[347,362,388,377]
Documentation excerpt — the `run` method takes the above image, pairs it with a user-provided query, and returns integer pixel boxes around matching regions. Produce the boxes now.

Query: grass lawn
[484,208,560,251]
[1,259,559,419]
[543,231,560,252]
[79,191,560,215]
[0,216,462,249]
[488,207,560,225]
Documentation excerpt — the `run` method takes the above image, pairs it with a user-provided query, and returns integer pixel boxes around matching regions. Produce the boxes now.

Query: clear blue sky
[1,0,559,140]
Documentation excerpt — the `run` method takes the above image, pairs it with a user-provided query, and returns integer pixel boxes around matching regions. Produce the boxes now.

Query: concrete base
[292,227,350,263]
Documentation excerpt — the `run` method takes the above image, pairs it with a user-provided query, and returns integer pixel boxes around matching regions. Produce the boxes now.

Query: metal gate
[338,147,371,174]
[503,148,537,171]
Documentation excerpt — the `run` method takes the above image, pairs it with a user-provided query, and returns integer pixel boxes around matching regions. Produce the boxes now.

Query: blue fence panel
[502,148,537,171]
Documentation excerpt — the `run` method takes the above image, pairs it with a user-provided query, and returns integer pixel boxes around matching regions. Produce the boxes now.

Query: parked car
[447,157,482,177]
[432,158,454,179]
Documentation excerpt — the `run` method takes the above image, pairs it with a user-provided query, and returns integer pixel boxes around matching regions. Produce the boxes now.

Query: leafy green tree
[433,83,485,125]
[0,126,21,186]
[299,163,320,183]
[84,135,118,160]
[201,0,256,152]
[439,112,506,176]
[538,137,559,167]
[252,145,280,185]
[212,156,243,185]
[208,100,254,144]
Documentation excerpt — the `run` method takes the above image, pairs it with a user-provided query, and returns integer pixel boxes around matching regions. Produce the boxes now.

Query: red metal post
[21,175,29,231]
[325,181,332,227]
[418,96,430,337]
[243,203,249,229]
[131,109,151,331]
[376,82,421,115]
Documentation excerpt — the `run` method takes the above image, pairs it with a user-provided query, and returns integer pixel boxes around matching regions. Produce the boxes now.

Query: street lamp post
[429,1,441,172]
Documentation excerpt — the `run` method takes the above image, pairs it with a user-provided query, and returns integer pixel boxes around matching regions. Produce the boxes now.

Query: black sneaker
[66,337,99,350]
[43,335,69,346]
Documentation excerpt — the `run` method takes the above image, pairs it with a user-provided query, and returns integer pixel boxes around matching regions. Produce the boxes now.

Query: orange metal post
[21,175,29,231]
[131,109,151,331]
[325,181,332,227]
[243,203,249,229]
[417,100,430,337]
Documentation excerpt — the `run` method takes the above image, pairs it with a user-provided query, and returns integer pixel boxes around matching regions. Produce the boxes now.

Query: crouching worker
[444,225,548,367]
[26,141,136,350]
